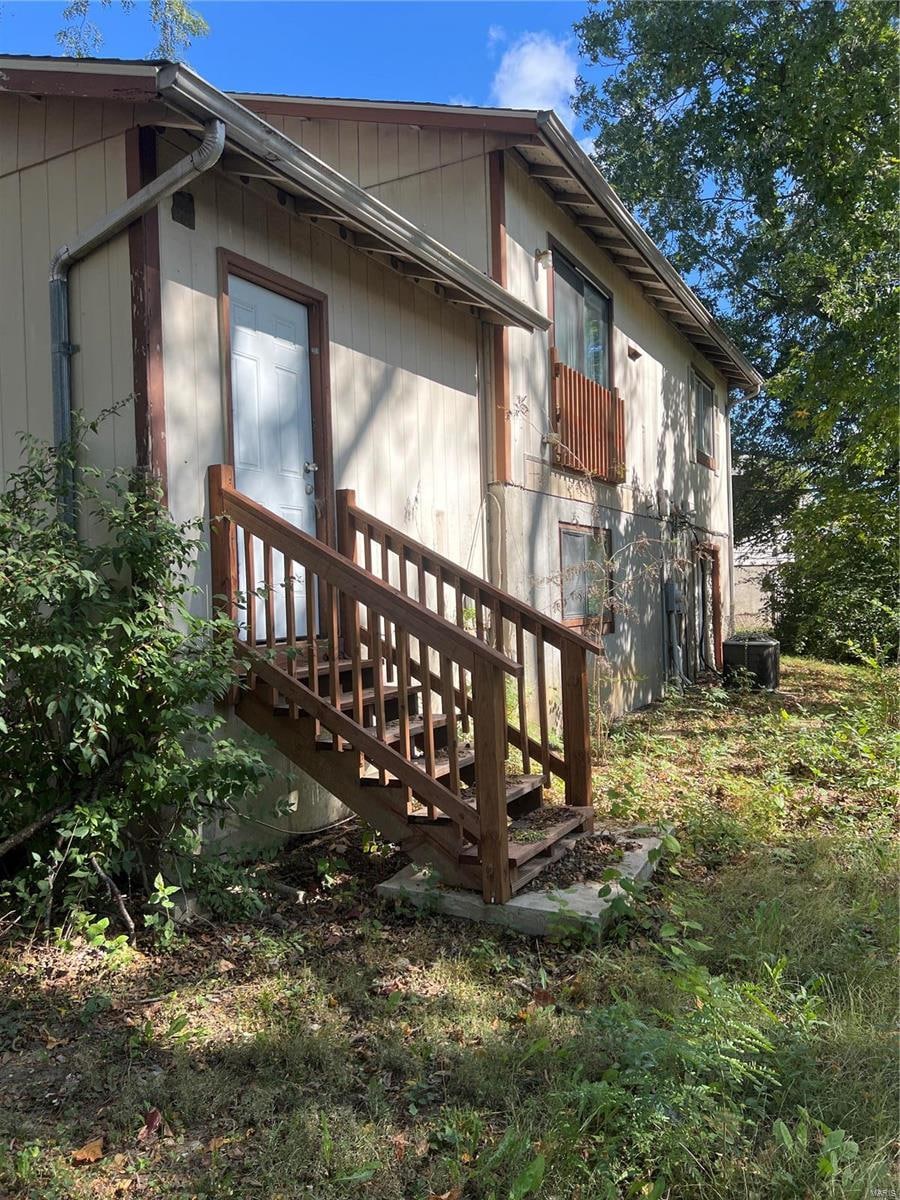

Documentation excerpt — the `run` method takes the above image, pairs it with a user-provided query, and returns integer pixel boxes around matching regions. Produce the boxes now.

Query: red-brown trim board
[126,125,167,497]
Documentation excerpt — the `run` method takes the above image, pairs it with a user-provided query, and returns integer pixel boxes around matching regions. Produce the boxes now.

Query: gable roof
[0,56,547,333]
[229,94,763,393]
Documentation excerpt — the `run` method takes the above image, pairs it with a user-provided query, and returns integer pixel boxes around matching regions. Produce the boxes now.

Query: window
[553,251,611,389]
[559,524,614,632]
[693,370,717,468]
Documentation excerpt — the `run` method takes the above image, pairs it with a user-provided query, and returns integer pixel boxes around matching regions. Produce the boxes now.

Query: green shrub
[0,413,270,938]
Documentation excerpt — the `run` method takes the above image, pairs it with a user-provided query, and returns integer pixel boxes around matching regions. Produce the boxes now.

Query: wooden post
[208,464,238,703]
[208,464,236,622]
[335,488,357,657]
[561,640,591,807]
[472,657,512,904]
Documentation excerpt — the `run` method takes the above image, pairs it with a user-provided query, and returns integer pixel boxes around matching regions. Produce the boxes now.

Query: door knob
[304,461,318,474]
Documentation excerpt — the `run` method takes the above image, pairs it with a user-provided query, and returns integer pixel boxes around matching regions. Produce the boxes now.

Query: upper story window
[553,251,612,390]
[693,369,717,469]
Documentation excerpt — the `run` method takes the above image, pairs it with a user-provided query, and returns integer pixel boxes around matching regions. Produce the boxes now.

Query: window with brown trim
[549,245,624,483]
[692,368,717,470]
[559,523,614,634]
[553,250,612,389]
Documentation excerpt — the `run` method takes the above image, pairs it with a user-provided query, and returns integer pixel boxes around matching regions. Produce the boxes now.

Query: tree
[574,1,898,654]
[57,0,207,59]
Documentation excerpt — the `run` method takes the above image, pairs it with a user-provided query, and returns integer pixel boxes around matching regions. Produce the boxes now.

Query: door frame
[217,248,335,547]
[695,541,723,672]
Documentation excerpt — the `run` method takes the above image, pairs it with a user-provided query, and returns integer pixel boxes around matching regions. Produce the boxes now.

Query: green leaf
[773,1119,793,1151]
[334,1162,380,1184]
[510,1154,546,1200]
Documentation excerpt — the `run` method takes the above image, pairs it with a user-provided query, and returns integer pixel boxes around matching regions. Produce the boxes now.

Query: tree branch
[90,854,136,942]
[0,803,69,860]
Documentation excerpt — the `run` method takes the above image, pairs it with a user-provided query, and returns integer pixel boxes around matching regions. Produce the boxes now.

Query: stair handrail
[338,496,598,655]
[209,465,519,902]
[337,490,594,809]
[210,470,523,680]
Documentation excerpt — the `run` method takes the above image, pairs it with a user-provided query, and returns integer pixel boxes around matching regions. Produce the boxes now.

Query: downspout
[50,118,225,522]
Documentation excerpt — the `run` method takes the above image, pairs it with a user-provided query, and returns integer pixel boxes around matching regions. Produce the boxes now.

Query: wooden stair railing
[335,490,596,809]
[209,465,529,903]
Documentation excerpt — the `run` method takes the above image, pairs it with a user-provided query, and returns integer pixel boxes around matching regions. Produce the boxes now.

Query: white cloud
[489,32,578,128]
[487,24,506,53]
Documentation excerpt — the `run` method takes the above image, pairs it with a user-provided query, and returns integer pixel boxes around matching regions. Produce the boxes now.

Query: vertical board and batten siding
[153,134,487,620]
[246,110,511,274]
[500,155,735,712]
[237,114,737,713]
[0,94,141,486]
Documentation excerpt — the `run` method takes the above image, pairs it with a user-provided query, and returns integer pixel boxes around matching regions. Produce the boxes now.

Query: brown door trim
[216,248,335,548]
[697,541,723,671]
[488,149,511,484]
[126,126,167,498]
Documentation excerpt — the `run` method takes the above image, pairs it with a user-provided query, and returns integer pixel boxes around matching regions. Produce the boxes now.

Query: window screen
[560,526,613,626]
[553,252,611,389]
[694,373,716,461]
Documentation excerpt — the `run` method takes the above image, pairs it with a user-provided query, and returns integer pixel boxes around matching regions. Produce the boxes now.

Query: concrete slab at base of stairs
[375,830,663,939]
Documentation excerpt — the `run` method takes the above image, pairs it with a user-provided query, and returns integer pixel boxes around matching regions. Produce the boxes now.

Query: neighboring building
[0,58,762,901]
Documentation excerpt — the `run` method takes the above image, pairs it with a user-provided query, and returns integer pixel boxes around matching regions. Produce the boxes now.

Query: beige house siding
[498,156,734,711]
[276,124,737,711]
[0,93,138,486]
[154,136,489,617]
[242,110,521,274]
[154,134,493,841]
[503,155,731,524]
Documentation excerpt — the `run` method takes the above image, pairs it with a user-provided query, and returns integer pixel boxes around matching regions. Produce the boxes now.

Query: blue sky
[0,2,602,138]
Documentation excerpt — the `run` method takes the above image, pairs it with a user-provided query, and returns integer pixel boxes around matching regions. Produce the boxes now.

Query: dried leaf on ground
[136,1107,163,1144]
[72,1135,105,1164]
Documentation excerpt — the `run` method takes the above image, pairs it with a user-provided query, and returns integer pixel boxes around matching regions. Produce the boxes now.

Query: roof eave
[535,111,763,393]
[155,65,548,333]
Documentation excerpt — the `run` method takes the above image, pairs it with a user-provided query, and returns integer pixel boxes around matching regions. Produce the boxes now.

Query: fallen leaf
[40,1025,70,1049]
[427,1189,462,1200]
[215,959,236,973]
[391,1132,407,1162]
[72,1136,105,1164]
[532,987,556,1008]
[136,1107,163,1144]
[208,1136,229,1153]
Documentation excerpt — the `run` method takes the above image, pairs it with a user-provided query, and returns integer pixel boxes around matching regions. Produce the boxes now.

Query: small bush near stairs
[0,414,269,939]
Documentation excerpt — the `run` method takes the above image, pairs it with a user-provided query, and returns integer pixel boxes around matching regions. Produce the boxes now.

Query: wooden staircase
[209,466,598,903]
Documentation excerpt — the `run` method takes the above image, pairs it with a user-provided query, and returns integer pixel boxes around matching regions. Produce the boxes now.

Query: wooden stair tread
[405,773,541,824]
[458,805,593,867]
[509,840,572,892]
[312,713,450,752]
[273,681,421,715]
[359,745,474,787]
[273,653,377,678]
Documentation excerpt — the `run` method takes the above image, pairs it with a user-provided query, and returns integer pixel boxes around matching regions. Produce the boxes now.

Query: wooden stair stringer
[235,691,481,890]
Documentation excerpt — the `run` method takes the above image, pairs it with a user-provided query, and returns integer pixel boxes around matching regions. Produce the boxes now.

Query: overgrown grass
[0,657,896,1199]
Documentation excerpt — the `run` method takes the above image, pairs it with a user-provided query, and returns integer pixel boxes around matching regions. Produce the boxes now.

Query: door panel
[229,274,317,641]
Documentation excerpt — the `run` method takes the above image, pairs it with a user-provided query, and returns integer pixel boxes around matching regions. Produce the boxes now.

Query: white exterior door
[229,274,317,640]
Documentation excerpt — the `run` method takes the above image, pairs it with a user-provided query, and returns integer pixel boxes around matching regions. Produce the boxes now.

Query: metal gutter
[535,111,763,394]
[49,118,225,520]
[154,64,549,334]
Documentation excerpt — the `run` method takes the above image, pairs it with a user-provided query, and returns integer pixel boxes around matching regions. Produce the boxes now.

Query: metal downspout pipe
[49,118,226,521]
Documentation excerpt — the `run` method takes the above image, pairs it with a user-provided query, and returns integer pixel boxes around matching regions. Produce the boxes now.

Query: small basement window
[693,370,717,468]
[553,250,612,389]
[560,523,614,632]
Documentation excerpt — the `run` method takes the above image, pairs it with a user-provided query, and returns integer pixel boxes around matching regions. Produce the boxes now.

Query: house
[0,57,762,903]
